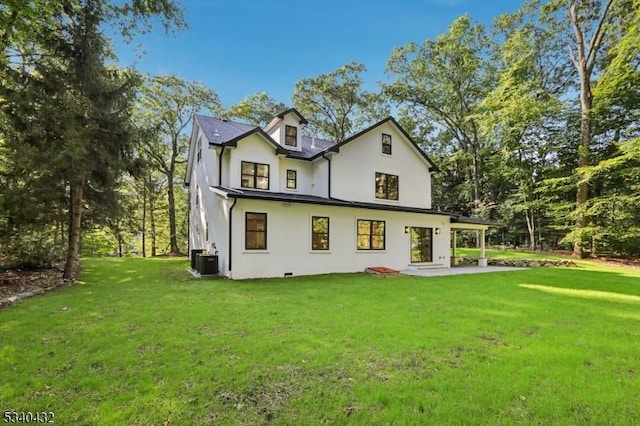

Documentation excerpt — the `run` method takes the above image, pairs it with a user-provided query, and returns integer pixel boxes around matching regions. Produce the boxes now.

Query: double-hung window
[382,133,392,155]
[286,170,297,189]
[311,216,329,250]
[241,161,269,190]
[245,212,267,250]
[285,125,297,147]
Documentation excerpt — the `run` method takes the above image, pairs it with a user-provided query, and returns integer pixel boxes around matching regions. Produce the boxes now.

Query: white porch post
[478,228,488,267]
[451,230,458,266]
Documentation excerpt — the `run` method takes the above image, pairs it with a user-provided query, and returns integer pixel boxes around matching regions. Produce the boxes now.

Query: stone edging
[0,280,73,309]
[457,257,577,268]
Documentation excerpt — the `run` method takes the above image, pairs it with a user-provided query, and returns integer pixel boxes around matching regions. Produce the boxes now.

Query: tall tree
[542,0,617,257]
[576,0,640,255]
[384,16,497,216]
[482,1,568,249]
[136,75,221,254]
[228,92,287,127]
[0,0,186,277]
[292,62,388,142]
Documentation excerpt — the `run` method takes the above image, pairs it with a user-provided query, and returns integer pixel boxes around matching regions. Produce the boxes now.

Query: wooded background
[1,0,638,278]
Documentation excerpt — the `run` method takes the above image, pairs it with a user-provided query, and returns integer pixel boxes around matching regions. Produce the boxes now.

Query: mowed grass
[1,258,640,425]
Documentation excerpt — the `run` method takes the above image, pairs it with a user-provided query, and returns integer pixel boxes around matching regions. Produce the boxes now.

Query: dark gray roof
[452,216,502,227]
[276,108,308,124]
[212,186,455,217]
[288,135,337,159]
[194,114,437,169]
[195,114,257,146]
[195,114,338,160]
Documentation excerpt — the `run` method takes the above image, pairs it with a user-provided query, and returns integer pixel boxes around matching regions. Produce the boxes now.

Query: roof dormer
[264,108,308,152]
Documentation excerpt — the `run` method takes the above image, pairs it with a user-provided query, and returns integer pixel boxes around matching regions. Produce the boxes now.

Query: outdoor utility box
[190,249,205,270]
[197,255,219,275]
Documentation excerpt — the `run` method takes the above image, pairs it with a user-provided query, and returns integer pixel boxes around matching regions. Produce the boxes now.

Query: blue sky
[115,0,523,108]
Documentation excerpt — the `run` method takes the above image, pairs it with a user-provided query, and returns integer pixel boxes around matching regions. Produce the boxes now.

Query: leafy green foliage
[0,0,188,273]
[227,92,287,126]
[385,16,497,216]
[135,74,221,254]
[292,62,388,142]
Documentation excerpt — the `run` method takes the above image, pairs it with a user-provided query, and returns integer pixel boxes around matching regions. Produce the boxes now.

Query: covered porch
[450,217,500,267]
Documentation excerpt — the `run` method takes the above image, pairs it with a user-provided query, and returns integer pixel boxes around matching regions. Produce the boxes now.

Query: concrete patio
[401,266,525,277]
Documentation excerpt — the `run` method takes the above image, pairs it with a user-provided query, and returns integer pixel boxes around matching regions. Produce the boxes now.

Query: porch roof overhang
[451,216,502,231]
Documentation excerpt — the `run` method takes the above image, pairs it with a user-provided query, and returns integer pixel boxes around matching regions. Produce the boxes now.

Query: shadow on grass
[514,267,640,298]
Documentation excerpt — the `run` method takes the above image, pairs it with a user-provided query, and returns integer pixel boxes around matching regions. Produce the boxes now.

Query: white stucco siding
[229,199,450,279]
[228,135,280,190]
[189,127,218,253]
[331,122,432,208]
[266,114,304,151]
[278,158,314,193]
[311,158,329,197]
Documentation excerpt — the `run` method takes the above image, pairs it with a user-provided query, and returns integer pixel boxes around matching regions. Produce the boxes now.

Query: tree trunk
[141,177,147,258]
[117,229,123,257]
[150,185,157,257]
[573,62,592,258]
[567,0,614,258]
[63,175,85,280]
[167,168,179,254]
[525,209,536,250]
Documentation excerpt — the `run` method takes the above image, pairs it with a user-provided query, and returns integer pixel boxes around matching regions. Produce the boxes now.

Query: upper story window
[382,133,392,155]
[375,172,399,200]
[195,185,199,206]
[357,219,385,250]
[286,169,297,189]
[241,161,270,190]
[197,135,202,162]
[285,125,297,147]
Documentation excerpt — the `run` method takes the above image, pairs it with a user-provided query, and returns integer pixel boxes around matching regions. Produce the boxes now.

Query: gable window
[411,227,433,263]
[357,219,385,250]
[375,172,399,200]
[241,161,270,190]
[197,135,202,162]
[312,216,329,250]
[245,212,267,250]
[286,169,297,189]
[285,125,297,147]
[382,133,392,155]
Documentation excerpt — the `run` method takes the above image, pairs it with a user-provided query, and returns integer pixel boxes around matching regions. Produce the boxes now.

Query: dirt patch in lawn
[0,264,68,308]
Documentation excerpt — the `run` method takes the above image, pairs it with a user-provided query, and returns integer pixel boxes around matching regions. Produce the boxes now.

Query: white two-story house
[185,108,491,279]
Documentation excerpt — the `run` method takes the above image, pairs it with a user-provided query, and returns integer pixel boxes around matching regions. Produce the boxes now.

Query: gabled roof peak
[264,107,308,133]
[275,107,308,124]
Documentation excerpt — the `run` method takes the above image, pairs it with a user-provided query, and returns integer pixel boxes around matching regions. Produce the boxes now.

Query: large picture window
[285,125,297,146]
[245,212,267,250]
[375,172,399,200]
[411,227,433,263]
[312,216,329,250]
[357,219,385,250]
[241,161,270,190]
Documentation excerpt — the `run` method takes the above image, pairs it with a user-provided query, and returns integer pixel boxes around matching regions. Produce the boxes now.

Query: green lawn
[2,258,640,425]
